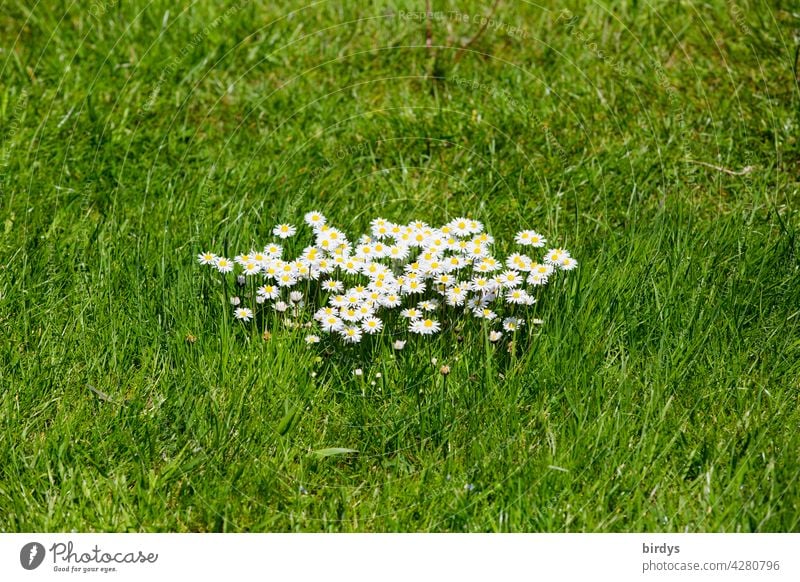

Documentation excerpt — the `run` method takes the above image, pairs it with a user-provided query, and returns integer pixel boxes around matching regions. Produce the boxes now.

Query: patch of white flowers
[198,212,576,345]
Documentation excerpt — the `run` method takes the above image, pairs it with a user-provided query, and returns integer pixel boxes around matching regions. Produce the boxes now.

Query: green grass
[1,0,799,532]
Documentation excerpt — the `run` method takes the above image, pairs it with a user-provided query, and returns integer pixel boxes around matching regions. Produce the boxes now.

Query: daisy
[400,307,422,320]
[544,248,570,264]
[489,330,503,342]
[445,285,468,306]
[393,339,406,350]
[434,273,455,287]
[234,307,253,322]
[234,253,252,266]
[273,301,289,313]
[473,307,497,320]
[305,335,321,344]
[497,270,522,288]
[503,317,524,332]
[289,291,304,303]
[340,308,360,322]
[321,280,344,293]
[559,256,578,270]
[362,317,383,334]
[418,299,439,311]
[330,295,348,308]
[257,284,279,300]
[388,245,410,261]
[506,289,531,305]
[197,251,216,265]
[277,273,297,287]
[531,263,555,277]
[215,257,234,274]
[314,306,337,320]
[273,223,297,239]
[340,326,363,344]
[320,315,344,332]
[448,217,472,237]
[515,230,546,247]
[527,273,549,286]
[243,261,261,276]
[410,318,441,335]
[380,293,402,308]
[304,211,326,229]
[264,243,283,257]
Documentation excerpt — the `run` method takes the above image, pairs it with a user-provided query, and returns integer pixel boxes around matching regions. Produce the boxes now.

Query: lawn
[1,0,798,532]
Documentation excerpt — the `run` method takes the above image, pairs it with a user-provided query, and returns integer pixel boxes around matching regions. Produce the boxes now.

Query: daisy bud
[230,296,241,306]
[439,365,451,376]
[353,368,363,376]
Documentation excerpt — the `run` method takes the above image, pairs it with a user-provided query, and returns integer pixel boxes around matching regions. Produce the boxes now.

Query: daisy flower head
[257,284,280,300]
[473,307,497,320]
[234,253,252,266]
[544,248,570,265]
[243,261,261,276]
[273,301,289,313]
[393,339,406,350]
[418,299,439,312]
[503,317,524,332]
[340,326,363,344]
[362,317,384,334]
[448,217,472,237]
[446,283,469,304]
[273,223,297,239]
[400,307,422,320]
[304,211,326,229]
[277,273,297,287]
[322,279,344,293]
[489,330,503,342]
[497,270,522,288]
[215,257,234,273]
[305,334,321,345]
[506,289,531,305]
[289,291,304,303]
[264,243,283,257]
[410,318,441,335]
[515,230,546,247]
[527,272,549,286]
[234,307,253,322]
[198,251,216,265]
[320,315,344,332]
[380,293,402,308]
[559,256,578,270]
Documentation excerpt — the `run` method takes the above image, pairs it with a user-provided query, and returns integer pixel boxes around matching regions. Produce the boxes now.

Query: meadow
[1,0,798,532]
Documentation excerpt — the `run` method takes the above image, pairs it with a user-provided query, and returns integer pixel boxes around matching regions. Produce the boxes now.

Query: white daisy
[489,330,503,342]
[322,279,344,293]
[400,307,422,320]
[215,257,234,274]
[410,318,441,335]
[502,317,524,332]
[515,230,546,247]
[361,317,383,334]
[234,307,253,321]
[305,334,320,344]
[320,315,344,332]
[304,211,326,229]
[257,284,280,300]
[273,223,297,239]
[198,251,216,265]
[340,326,363,344]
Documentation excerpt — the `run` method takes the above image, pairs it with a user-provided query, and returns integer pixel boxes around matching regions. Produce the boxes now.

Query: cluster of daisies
[197,211,576,345]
